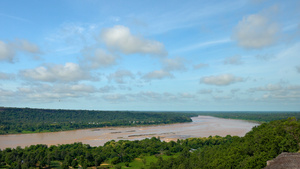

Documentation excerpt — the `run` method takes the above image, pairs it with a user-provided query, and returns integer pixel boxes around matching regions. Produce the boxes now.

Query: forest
[2,107,299,135]
[0,117,299,169]
[0,107,195,135]
[196,111,300,122]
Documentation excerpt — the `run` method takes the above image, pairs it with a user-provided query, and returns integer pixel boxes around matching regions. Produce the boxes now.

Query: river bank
[0,115,259,149]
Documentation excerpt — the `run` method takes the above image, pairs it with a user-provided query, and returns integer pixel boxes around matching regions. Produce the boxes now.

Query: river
[0,116,259,149]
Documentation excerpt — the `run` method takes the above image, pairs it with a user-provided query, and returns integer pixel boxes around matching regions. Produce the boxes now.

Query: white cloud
[262,85,300,100]
[101,91,199,104]
[233,7,279,49]
[81,48,118,69]
[162,57,186,71]
[139,91,161,100]
[248,84,300,102]
[224,55,243,65]
[17,83,96,101]
[103,94,128,102]
[0,39,41,62]
[100,25,167,56]
[142,70,173,80]
[0,41,15,62]
[108,70,135,84]
[0,72,14,80]
[200,74,244,86]
[193,63,208,70]
[248,84,282,92]
[15,39,41,54]
[20,62,91,82]
[179,92,195,99]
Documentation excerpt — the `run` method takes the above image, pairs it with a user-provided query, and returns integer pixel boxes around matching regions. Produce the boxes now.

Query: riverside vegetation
[196,111,300,122]
[0,117,299,169]
[0,107,194,135]
[1,107,299,135]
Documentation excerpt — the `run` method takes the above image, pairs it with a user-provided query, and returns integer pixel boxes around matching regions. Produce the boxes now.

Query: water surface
[0,116,259,149]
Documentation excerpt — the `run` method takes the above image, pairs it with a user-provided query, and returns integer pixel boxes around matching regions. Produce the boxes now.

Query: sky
[0,0,300,111]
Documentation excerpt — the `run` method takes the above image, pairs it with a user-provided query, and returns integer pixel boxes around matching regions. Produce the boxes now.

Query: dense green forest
[196,111,300,122]
[0,117,299,169]
[2,107,299,135]
[0,107,195,135]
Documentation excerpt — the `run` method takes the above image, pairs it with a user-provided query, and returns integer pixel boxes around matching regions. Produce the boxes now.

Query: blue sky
[0,0,299,111]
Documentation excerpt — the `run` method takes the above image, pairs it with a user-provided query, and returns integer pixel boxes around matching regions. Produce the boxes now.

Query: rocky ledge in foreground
[264,152,300,169]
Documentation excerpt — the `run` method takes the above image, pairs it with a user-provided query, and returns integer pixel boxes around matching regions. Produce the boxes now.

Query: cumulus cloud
[224,55,243,65]
[101,91,199,104]
[108,70,135,84]
[17,83,96,101]
[179,92,196,99]
[233,7,279,49]
[20,62,91,82]
[200,74,244,86]
[142,70,173,80]
[252,84,300,100]
[193,63,208,70]
[248,84,282,92]
[81,48,118,69]
[139,91,161,100]
[100,25,167,56]
[0,39,41,62]
[162,57,186,71]
[0,72,14,80]
[15,39,41,54]
[0,41,15,62]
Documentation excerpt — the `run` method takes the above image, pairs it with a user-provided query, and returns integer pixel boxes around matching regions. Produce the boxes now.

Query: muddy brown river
[0,116,259,149]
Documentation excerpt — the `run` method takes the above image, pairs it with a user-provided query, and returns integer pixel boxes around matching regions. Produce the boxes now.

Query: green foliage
[0,107,195,134]
[150,117,300,169]
[196,111,300,122]
[0,134,238,168]
[1,117,299,168]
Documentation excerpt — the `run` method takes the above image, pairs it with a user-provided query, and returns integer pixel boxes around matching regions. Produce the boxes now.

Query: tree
[111,157,120,165]
[71,159,78,168]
